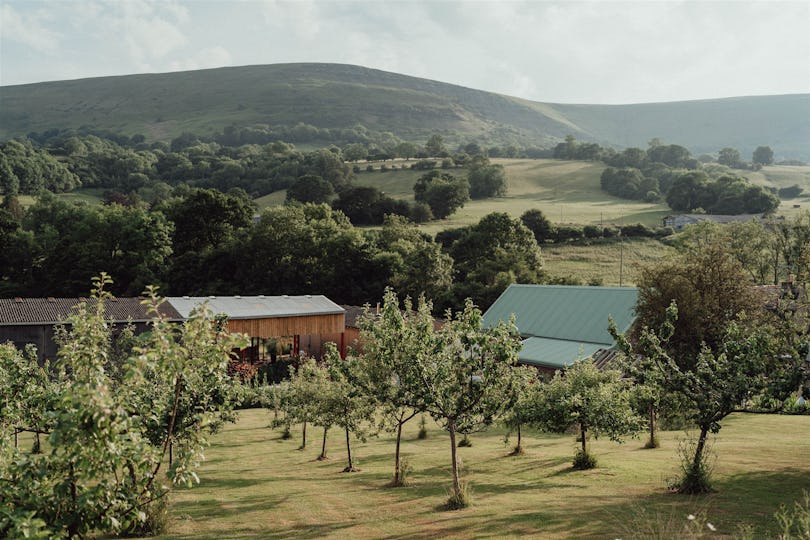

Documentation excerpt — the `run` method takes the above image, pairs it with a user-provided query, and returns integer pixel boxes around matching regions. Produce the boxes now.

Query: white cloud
[114,0,188,65]
[1,0,807,102]
[0,3,61,54]
[169,45,233,72]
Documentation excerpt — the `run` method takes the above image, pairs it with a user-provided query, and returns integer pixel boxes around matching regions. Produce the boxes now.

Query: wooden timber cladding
[226,313,345,337]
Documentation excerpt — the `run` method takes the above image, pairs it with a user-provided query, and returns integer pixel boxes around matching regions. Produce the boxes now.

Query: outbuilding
[482,284,638,374]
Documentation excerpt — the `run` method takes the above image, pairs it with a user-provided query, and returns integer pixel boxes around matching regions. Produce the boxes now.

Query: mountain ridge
[1,62,807,160]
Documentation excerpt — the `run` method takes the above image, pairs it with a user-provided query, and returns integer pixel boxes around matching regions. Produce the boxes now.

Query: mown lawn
[160,409,810,539]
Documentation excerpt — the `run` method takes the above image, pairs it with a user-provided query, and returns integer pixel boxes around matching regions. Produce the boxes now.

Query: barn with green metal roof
[482,284,638,372]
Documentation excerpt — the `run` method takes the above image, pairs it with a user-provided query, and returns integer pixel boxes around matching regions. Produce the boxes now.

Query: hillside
[1,63,808,160]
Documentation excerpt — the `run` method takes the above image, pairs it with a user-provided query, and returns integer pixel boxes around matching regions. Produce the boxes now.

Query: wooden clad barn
[0,297,182,363]
[1,294,346,363]
[166,295,346,358]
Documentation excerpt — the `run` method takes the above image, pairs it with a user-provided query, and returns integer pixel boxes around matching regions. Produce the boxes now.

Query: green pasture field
[159,408,810,539]
[349,158,671,235]
[541,238,673,286]
[744,165,810,218]
[13,188,106,208]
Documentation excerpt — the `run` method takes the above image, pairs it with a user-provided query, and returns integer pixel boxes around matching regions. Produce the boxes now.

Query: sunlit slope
[2,63,808,160]
[349,158,670,234]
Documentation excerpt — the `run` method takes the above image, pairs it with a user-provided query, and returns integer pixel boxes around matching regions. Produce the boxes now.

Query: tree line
[553,135,787,214]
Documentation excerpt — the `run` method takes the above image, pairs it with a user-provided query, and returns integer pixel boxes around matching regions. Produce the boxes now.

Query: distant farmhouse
[482,284,638,374]
[662,213,764,230]
[0,295,346,363]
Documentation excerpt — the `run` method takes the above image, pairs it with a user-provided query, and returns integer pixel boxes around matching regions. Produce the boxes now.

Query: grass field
[541,238,673,286]
[160,408,810,539]
[347,158,672,235]
[270,160,810,234]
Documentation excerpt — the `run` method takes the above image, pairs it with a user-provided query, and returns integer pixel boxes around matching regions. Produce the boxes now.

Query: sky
[1,0,808,104]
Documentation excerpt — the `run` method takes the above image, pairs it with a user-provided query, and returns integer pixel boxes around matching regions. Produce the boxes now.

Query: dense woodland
[1,131,809,312]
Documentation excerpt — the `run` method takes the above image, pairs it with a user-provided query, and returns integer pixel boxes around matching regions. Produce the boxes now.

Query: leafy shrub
[446,480,473,510]
[583,224,602,239]
[572,449,598,470]
[620,223,655,237]
[392,458,412,487]
[122,496,170,537]
[669,437,715,494]
[417,415,428,439]
[411,159,437,170]
[457,435,472,447]
[774,490,810,539]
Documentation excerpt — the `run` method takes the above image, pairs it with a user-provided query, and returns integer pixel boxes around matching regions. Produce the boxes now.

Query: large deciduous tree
[468,162,508,199]
[413,170,469,220]
[444,212,543,310]
[752,145,774,166]
[615,240,808,493]
[285,174,335,205]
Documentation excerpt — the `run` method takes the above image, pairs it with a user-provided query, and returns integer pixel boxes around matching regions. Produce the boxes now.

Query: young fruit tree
[278,356,332,450]
[410,298,524,509]
[500,367,541,455]
[322,343,377,472]
[0,275,247,538]
[353,289,433,486]
[532,359,641,469]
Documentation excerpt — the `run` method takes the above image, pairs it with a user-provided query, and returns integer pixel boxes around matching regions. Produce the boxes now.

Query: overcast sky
[1,0,808,104]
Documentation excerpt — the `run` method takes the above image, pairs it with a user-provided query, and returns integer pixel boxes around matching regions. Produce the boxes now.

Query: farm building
[662,213,763,230]
[0,294,346,363]
[0,296,183,363]
[167,295,346,360]
[482,284,638,374]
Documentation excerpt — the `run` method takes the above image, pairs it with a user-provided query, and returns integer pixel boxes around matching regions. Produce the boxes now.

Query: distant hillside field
[2,63,808,160]
[256,158,810,231]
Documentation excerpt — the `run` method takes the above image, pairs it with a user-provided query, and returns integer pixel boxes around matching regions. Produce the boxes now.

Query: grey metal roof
[483,284,638,345]
[166,295,345,320]
[0,297,182,325]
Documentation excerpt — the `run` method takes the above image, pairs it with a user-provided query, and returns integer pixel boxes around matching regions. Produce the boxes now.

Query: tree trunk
[517,423,522,452]
[648,403,657,447]
[14,429,18,448]
[169,440,173,467]
[449,421,460,496]
[692,426,710,470]
[344,425,354,471]
[301,420,307,449]
[319,426,328,459]
[394,420,403,484]
[580,424,587,455]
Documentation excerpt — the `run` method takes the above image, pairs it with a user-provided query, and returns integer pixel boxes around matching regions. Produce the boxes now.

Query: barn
[0,296,183,363]
[0,294,346,363]
[482,284,638,374]
[167,295,346,360]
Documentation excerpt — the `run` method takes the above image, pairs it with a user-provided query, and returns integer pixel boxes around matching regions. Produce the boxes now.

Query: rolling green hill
[1,63,808,160]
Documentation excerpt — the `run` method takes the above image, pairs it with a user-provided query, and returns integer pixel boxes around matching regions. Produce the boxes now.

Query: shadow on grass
[165,518,354,540]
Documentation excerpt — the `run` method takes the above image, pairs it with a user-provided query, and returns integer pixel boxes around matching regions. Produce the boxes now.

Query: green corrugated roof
[518,337,605,369]
[483,284,638,345]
